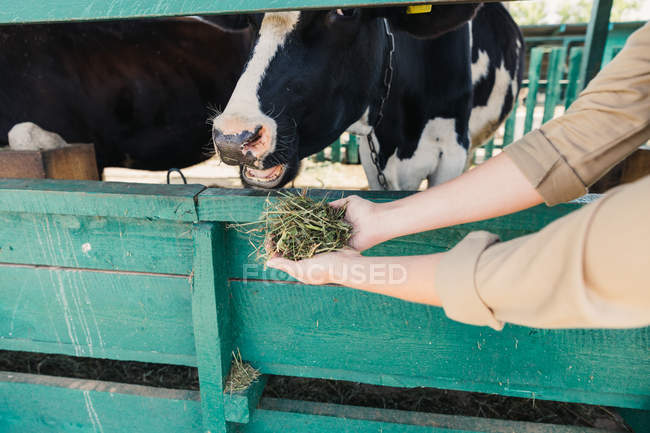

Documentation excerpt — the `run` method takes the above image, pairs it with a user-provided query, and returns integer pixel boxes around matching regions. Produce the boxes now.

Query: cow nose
[212,125,265,166]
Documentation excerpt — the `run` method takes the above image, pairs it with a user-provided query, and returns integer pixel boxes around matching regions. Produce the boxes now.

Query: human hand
[266,248,362,285]
[328,195,387,251]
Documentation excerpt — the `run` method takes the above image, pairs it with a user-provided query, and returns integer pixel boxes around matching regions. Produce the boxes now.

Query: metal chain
[365,18,395,191]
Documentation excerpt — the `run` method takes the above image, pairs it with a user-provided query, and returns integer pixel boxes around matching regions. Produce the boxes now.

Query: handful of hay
[239,191,352,262]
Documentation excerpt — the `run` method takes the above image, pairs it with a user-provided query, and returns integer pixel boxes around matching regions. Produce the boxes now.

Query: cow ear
[367,4,481,39]
[204,14,253,32]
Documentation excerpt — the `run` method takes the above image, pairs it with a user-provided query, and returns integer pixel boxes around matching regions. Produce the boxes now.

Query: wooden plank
[0,371,202,433]
[0,179,203,222]
[483,139,495,160]
[501,98,518,146]
[192,223,234,433]
[248,398,608,433]
[229,280,650,410]
[331,139,342,163]
[542,47,566,124]
[579,0,613,90]
[0,265,196,365]
[197,188,415,223]
[0,143,99,181]
[0,211,194,274]
[314,150,326,162]
[224,376,268,424]
[197,188,590,224]
[565,47,583,110]
[524,48,544,134]
[346,135,360,164]
[0,0,515,24]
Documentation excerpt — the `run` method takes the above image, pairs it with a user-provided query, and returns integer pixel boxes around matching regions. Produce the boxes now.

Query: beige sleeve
[436,175,650,330]
[504,21,650,206]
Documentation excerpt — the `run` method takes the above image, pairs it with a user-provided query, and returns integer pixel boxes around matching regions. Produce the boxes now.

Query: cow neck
[366,18,395,190]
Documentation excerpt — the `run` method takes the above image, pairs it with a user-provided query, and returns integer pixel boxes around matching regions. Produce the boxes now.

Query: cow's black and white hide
[0,17,252,171]
[211,3,523,190]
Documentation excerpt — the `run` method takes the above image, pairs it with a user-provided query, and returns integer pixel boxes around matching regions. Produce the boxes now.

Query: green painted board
[565,47,583,110]
[331,139,342,163]
[0,265,196,366]
[502,98,518,146]
[0,211,194,274]
[0,179,203,222]
[229,280,650,410]
[197,188,416,223]
[483,139,494,159]
[0,373,615,433]
[197,188,588,224]
[0,0,512,24]
[247,398,609,433]
[346,135,360,164]
[192,223,234,433]
[524,48,544,134]
[224,376,268,424]
[542,47,566,124]
[578,0,613,90]
[0,371,202,433]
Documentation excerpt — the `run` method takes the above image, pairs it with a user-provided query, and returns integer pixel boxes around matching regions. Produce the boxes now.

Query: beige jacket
[436,22,650,330]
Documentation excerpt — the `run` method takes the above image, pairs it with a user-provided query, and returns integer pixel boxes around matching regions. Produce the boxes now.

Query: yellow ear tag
[406,5,432,15]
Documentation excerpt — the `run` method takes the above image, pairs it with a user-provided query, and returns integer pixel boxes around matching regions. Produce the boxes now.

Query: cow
[210,3,524,190]
[0,16,252,171]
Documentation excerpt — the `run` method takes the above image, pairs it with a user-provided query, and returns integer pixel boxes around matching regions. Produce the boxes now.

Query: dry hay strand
[224,348,261,394]
[233,190,351,262]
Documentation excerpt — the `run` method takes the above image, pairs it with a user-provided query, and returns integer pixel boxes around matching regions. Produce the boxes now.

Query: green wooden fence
[1,1,648,432]
[0,179,648,432]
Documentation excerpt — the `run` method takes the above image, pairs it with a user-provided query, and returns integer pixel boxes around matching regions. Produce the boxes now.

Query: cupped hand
[328,195,386,251]
[266,248,361,285]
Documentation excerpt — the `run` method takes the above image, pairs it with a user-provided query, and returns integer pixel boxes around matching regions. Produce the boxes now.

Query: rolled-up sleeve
[505,21,650,206]
[436,176,650,330]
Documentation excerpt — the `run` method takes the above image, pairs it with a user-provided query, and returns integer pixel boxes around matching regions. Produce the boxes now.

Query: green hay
[235,190,352,262]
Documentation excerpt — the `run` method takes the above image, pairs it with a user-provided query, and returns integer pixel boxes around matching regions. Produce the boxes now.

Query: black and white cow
[0,17,251,171]
[211,3,523,189]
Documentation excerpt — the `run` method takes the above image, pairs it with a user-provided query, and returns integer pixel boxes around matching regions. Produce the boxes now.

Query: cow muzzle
[212,124,266,166]
[212,114,288,187]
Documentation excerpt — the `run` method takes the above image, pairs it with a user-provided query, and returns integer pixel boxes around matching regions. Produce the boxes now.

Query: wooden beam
[192,223,235,433]
[0,0,516,24]
[245,398,611,433]
[578,0,613,90]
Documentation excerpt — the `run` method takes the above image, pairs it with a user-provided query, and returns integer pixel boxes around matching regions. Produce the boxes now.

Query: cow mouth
[242,163,287,187]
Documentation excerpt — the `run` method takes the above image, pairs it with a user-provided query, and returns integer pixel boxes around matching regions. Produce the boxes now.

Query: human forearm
[329,253,443,306]
[372,152,543,243]
[267,250,444,307]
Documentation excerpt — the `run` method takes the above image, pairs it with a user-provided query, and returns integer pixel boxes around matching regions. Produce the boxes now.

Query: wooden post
[565,47,583,109]
[502,98,518,147]
[523,48,544,134]
[542,47,566,124]
[578,0,613,90]
[346,135,360,164]
[483,138,495,160]
[330,139,341,163]
[192,223,234,433]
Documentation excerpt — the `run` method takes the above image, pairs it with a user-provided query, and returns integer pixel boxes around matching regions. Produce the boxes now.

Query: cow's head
[211,5,480,188]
